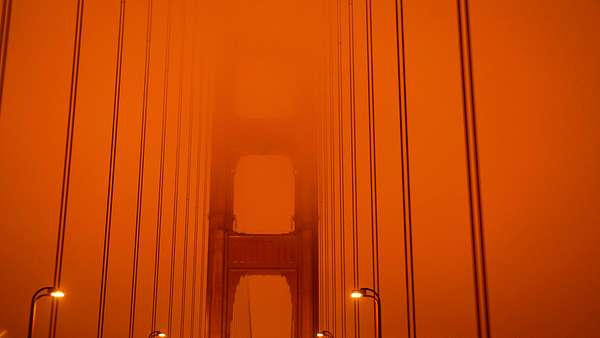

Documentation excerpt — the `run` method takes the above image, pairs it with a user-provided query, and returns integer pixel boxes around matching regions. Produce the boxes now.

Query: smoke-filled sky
[1,0,600,338]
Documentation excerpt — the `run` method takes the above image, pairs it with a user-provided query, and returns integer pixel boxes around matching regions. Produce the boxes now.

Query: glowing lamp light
[158,334,167,338]
[28,287,67,338]
[50,290,65,298]
[316,333,324,337]
[351,288,382,338]
[350,290,364,299]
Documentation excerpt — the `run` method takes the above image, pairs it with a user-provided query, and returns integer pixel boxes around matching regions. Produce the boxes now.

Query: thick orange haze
[1,0,600,338]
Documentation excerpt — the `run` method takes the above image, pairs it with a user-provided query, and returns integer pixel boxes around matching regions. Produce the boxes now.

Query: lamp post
[351,287,382,338]
[148,330,167,338]
[26,287,65,338]
[316,330,334,337]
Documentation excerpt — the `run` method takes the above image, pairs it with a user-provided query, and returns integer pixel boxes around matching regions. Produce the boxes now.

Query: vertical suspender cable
[364,0,380,294]
[189,118,201,338]
[188,107,200,338]
[456,1,491,337]
[179,1,193,333]
[319,60,325,329]
[393,0,417,335]
[48,0,85,336]
[127,0,154,335]
[198,90,212,338]
[151,0,175,330]
[335,0,347,336]
[187,0,201,336]
[191,107,211,338]
[322,63,326,332]
[363,0,381,336]
[166,0,185,330]
[195,78,208,338]
[96,0,127,337]
[327,0,338,327]
[321,57,329,331]
[347,0,360,336]
[0,0,13,115]
[194,56,213,338]
[325,54,336,328]
[318,85,326,329]
[330,78,337,334]
[179,95,192,338]
[325,3,336,325]
[323,116,328,329]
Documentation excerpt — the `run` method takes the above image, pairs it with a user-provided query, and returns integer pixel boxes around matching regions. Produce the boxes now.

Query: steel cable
[48,0,86,336]
[96,1,127,337]
[127,0,155,335]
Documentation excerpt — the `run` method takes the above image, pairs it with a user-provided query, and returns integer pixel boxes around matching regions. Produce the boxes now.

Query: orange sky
[1,0,600,338]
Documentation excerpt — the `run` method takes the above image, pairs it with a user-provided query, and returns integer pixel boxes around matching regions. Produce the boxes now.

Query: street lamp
[316,330,334,337]
[27,287,65,338]
[350,288,382,338]
[148,330,167,338]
